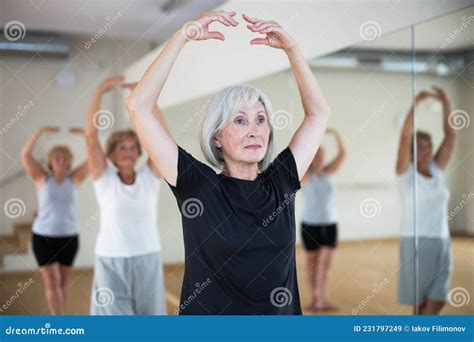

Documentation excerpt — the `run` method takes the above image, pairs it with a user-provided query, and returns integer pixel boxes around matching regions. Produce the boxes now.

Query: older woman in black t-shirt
[125,11,330,315]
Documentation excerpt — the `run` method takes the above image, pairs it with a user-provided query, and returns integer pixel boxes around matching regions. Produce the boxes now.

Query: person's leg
[90,256,134,315]
[313,247,338,309]
[59,265,72,312]
[420,299,445,315]
[305,250,319,308]
[40,263,65,315]
[133,252,167,315]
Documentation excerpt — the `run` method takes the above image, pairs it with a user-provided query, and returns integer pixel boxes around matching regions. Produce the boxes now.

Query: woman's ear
[213,136,222,148]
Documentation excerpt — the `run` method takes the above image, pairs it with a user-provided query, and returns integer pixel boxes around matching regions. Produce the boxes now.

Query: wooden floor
[1,238,472,315]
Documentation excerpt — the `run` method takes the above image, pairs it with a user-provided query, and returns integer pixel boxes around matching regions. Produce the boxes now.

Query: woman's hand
[96,76,125,95]
[69,127,84,135]
[432,86,450,106]
[243,14,296,52]
[415,90,436,105]
[182,10,238,41]
[38,126,60,135]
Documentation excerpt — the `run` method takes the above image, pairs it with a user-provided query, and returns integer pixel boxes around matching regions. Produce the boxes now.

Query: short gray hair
[199,84,275,171]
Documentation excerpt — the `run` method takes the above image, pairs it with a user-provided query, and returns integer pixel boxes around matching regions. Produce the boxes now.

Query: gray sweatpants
[90,252,167,315]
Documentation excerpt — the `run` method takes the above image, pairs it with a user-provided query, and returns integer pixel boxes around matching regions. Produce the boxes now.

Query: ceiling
[0,0,225,43]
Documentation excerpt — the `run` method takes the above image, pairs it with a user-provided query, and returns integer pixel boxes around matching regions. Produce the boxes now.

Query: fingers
[250,38,269,46]
[242,13,258,24]
[207,31,225,41]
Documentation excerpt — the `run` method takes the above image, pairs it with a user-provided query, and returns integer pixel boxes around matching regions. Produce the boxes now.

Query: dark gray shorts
[398,237,452,306]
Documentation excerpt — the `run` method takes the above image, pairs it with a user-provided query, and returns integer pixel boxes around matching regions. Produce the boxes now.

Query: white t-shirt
[301,171,338,225]
[397,161,450,238]
[93,164,162,257]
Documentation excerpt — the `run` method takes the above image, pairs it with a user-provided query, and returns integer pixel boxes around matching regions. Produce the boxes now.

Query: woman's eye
[234,118,245,125]
[257,116,266,124]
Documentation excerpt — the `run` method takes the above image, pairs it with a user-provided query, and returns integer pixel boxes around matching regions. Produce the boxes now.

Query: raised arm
[396,90,436,175]
[68,127,90,186]
[125,11,237,186]
[432,86,455,170]
[85,76,123,180]
[20,126,58,187]
[243,14,331,180]
[324,128,346,175]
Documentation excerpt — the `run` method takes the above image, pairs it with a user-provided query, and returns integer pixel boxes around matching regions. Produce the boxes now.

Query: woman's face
[111,139,140,170]
[215,101,270,168]
[50,151,72,174]
[416,137,433,168]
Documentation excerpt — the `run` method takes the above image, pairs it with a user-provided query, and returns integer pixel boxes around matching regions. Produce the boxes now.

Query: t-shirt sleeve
[263,147,301,193]
[167,146,216,198]
[140,162,161,191]
[92,164,115,196]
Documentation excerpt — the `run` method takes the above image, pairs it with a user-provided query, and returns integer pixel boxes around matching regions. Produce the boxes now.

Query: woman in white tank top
[301,128,346,311]
[396,86,456,315]
[21,126,89,315]
[85,77,166,315]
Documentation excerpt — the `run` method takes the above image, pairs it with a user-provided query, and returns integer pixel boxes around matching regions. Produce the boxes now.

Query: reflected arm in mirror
[432,86,456,170]
[324,128,346,175]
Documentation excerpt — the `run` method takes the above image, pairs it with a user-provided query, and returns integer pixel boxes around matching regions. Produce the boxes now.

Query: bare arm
[396,91,435,175]
[243,14,330,180]
[68,127,90,186]
[85,77,123,180]
[324,128,346,175]
[125,11,237,186]
[433,87,455,170]
[20,126,58,187]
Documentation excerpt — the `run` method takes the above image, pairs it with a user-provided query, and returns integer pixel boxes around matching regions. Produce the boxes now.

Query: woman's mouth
[245,144,262,150]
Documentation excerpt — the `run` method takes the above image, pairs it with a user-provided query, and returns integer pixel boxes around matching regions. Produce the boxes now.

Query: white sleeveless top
[93,164,162,257]
[301,171,338,225]
[397,161,450,238]
[32,176,79,237]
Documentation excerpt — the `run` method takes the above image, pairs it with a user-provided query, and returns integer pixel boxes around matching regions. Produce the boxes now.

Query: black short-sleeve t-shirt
[167,146,302,315]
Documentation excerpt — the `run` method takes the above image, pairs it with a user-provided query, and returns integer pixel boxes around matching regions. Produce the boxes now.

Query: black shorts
[32,233,79,267]
[301,223,338,250]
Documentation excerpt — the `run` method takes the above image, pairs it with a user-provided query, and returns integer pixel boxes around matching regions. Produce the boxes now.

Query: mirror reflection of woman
[126,11,331,314]
[21,126,89,315]
[85,77,167,315]
[396,86,456,315]
[300,128,346,311]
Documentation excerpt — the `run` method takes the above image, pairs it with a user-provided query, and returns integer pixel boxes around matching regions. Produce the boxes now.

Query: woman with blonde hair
[300,128,346,311]
[21,126,89,315]
[396,86,456,315]
[85,76,166,315]
[126,11,331,314]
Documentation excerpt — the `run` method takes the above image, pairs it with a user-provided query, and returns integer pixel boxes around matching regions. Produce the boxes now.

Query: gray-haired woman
[125,11,330,315]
